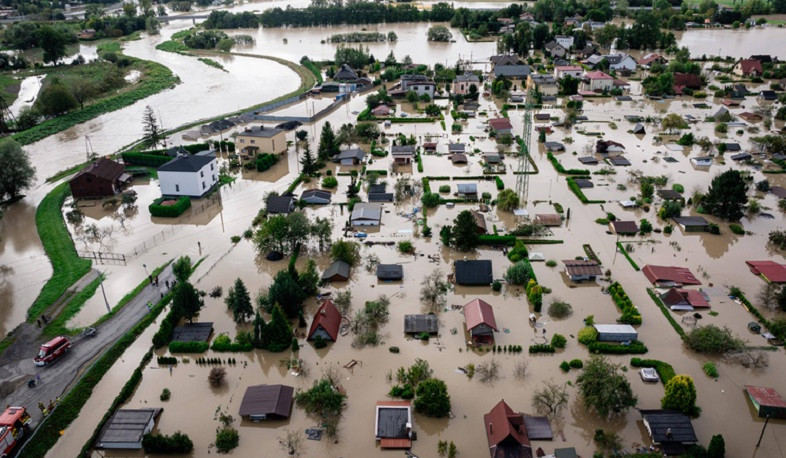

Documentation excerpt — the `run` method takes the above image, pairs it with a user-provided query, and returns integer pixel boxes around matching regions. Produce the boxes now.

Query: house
[632,123,646,134]
[660,288,710,310]
[375,401,413,448]
[730,152,752,161]
[483,400,532,458]
[564,15,581,26]
[300,189,332,205]
[483,153,502,165]
[423,142,437,153]
[578,156,598,165]
[236,125,287,155]
[657,189,683,201]
[582,71,614,92]
[404,314,438,335]
[563,260,603,282]
[472,210,488,234]
[489,117,513,134]
[69,158,132,199]
[733,59,763,77]
[534,113,551,122]
[465,298,498,340]
[605,53,637,71]
[554,65,583,80]
[594,324,638,342]
[526,74,558,95]
[321,260,350,282]
[490,54,519,66]
[545,142,566,153]
[640,410,698,456]
[451,153,468,164]
[238,384,294,421]
[534,214,562,227]
[642,265,701,286]
[391,145,416,164]
[639,53,666,68]
[377,264,403,281]
[371,104,391,117]
[760,90,777,101]
[267,195,296,214]
[576,43,598,59]
[368,184,393,202]
[673,72,702,95]
[453,73,480,95]
[457,183,478,198]
[609,156,631,166]
[554,34,574,49]
[95,409,161,449]
[739,112,763,122]
[76,29,96,39]
[745,261,786,283]
[350,202,382,226]
[610,220,638,235]
[400,75,436,98]
[307,300,341,342]
[722,142,741,152]
[544,41,567,58]
[745,386,786,419]
[596,139,625,155]
[454,260,493,286]
[333,63,359,81]
[690,156,712,167]
[449,143,466,154]
[493,65,531,80]
[158,154,218,198]
[334,148,366,165]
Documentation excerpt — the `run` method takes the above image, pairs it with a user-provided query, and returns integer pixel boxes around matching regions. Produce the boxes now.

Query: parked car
[639,367,659,382]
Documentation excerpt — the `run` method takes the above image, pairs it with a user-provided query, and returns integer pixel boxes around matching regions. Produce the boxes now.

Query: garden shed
[593,324,638,342]
[745,385,786,419]
[238,384,294,421]
[95,408,161,449]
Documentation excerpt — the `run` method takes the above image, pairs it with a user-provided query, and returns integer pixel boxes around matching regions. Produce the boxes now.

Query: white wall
[159,160,218,197]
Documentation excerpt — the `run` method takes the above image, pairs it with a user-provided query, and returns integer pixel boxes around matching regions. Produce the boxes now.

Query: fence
[77,251,127,265]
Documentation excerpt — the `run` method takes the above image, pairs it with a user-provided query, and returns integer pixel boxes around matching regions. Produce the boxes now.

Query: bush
[389,346,400,353]
[684,325,744,354]
[507,241,528,262]
[578,326,598,345]
[608,282,642,325]
[157,356,177,365]
[149,196,191,218]
[560,361,571,372]
[492,280,502,291]
[398,240,414,253]
[313,336,328,349]
[505,261,533,285]
[142,431,193,454]
[495,176,504,190]
[168,341,209,353]
[526,279,543,312]
[569,359,583,369]
[548,301,573,319]
[438,184,450,193]
[551,334,567,348]
[729,224,744,235]
[160,388,171,401]
[421,192,441,208]
[703,362,719,378]
[215,427,239,453]
[529,344,555,354]
[321,175,338,188]
[256,153,278,172]
[546,259,557,267]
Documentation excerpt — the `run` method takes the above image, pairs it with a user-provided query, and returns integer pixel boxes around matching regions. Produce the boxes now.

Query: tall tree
[0,139,35,201]
[448,210,480,251]
[142,105,161,147]
[173,282,203,323]
[576,356,637,419]
[532,380,569,416]
[702,170,748,221]
[38,26,68,64]
[317,122,338,161]
[300,143,317,175]
[172,256,192,283]
[310,216,333,252]
[414,378,451,417]
[36,82,78,117]
[661,374,698,415]
[298,260,320,296]
[266,304,294,352]
[265,270,307,318]
[253,311,268,348]
[226,278,253,323]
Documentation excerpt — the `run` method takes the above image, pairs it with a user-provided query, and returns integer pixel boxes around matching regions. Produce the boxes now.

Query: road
[0,265,174,428]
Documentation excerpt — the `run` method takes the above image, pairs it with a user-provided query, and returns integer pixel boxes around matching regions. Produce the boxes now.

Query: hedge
[630,357,676,383]
[588,341,648,354]
[122,153,173,167]
[529,344,556,354]
[142,431,194,454]
[567,177,605,204]
[211,340,253,352]
[546,152,590,175]
[168,341,209,353]
[285,173,304,194]
[646,288,685,338]
[256,153,278,172]
[608,282,642,325]
[149,196,191,218]
[616,241,640,271]
[478,234,517,246]
[20,292,174,458]
[494,176,504,190]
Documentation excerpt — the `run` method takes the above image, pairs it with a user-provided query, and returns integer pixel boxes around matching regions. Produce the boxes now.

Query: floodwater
[677,27,786,59]
[0,11,784,458]
[9,75,44,117]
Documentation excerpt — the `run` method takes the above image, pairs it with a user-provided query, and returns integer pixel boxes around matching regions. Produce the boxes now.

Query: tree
[576,356,637,419]
[496,189,519,211]
[334,290,352,315]
[300,144,318,175]
[296,129,308,141]
[173,256,192,283]
[142,105,161,147]
[532,380,569,416]
[226,278,253,323]
[254,214,290,254]
[266,304,294,352]
[173,282,203,323]
[310,217,332,252]
[684,325,745,353]
[285,211,311,253]
[208,367,226,386]
[36,82,78,117]
[298,260,320,296]
[532,23,549,49]
[504,261,532,285]
[414,378,451,417]
[420,269,448,313]
[703,170,748,221]
[447,210,480,251]
[330,240,360,266]
[265,270,306,318]
[38,26,68,64]
[661,374,698,415]
[317,122,338,161]
[427,26,452,42]
[707,434,725,458]
[0,139,35,201]
[757,282,782,311]
[68,79,96,110]
[296,376,346,437]
[661,113,688,133]
[253,312,268,348]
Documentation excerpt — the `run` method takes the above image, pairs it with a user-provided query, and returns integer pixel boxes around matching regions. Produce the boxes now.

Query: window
[202,182,206,189]
[250,140,255,144]
[239,139,245,143]
[210,163,214,170]
[175,184,180,192]
[200,170,204,177]
[213,174,217,181]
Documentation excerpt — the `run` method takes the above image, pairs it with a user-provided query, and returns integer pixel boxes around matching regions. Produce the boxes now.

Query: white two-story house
[158,154,218,198]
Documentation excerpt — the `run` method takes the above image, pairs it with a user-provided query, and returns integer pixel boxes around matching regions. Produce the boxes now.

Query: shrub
[560,361,571,372]
[492,280,502,292]
[322,176,338,188]
[256,153,278,172]
[168,341,208,353]
[546,260,557,267]
[551,334,567,348]
[215,427,239,453]
[418,332,430,341]
[495,176,504,190]
[661,374,698,416]
[672,183,684,193]
[684,325,744,354]
[230,235,241,243]
[314,336,328,349]
[526,279,543,312]
[438,184,450,193]
[142,431,193,454]
[569,359,583,369]
[160,388,171,401]
[398,240,414,253]
[729,224,744,235]
[208,367,227,386]
[548,301,573,319]
[149,196,191,218]
[529,344,555,354]
[505,261,533,285]
[507,241,528,262]
[578,326,598,345]
[389,346,400,353]
[703,362,719,378]
[157,356,177,365]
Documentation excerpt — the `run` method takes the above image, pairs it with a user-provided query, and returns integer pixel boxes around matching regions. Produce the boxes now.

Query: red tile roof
[380,438,412,448]
[555,65,583,72]
[673,72,702,89]
[484,400,530,450]
[307,299,341,341]
[562,260,603,277]
[662,288,709,308]
[639,53,664,66]
[746,261,786,283]
[584,70,613,80]
[745,385,786,409]
[737,59,763,75]
[643,265,701,285]
[489,118,513,131]
[464,298,498,332]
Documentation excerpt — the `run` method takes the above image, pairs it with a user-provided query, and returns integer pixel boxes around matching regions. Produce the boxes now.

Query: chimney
[489,423,493,434]
[666,428,672,439]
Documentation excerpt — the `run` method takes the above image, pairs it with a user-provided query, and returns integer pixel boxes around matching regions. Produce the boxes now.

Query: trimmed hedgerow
[168,340,209,353]
[608,282,642,325]
[149,196,191,218]
[630,357,675,383]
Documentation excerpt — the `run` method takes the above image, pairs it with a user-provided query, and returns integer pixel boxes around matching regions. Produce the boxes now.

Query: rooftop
[158,154,215,173]
[238,125,285,138]
[563,260,603,277]
[643,265,701,286]
[171,322,213,342]
[376,264,404,280]
[238,384,294,419]
[307,299,341,341]
[404,314,438,334]
[96,408,161,449]
[455,260,493,286]
[464,298,498,331]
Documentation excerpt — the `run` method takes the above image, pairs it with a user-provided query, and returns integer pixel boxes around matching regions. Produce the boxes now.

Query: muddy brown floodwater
[0,6,783,458]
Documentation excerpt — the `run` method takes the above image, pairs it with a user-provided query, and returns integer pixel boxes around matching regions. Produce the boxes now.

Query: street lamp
[143,264,148,276]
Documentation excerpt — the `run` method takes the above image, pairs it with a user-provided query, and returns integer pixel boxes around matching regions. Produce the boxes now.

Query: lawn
[0,73,20,105]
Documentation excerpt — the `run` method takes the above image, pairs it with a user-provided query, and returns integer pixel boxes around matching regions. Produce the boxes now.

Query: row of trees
[254,211,333,254]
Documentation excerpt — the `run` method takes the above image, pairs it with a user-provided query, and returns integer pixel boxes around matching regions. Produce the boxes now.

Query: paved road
[0,265,175,428]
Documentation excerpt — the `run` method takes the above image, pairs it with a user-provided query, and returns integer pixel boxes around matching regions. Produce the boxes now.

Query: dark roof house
[95,408,161,449]
[611,220,638,235]
[404,314,438,334]
[455,260,493,285]
[375,401,413,449]
[267,195,296,214]
[301,189,332,205]
[377,264,403,280]
[333,63,359,81]
[307,299,341,342]
[563,260,603,282]
[321,260,350,282]
[493,65,531,79]
[672,216,709,232]
[483,400,532,458]
[238,384,294,420]
[69,158,132,199]
[640,410,698,456]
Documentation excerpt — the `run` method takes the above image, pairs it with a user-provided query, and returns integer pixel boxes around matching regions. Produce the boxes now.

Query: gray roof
[633,123,646,134]
[376,406,410,439]
[351,202,382,222]
[334,63,358,81]
[641,409,698,444]
[267,195,295,214]
[454,260,493,285]
[493,65,531,78]
[368,193,394,202]
[530,74,557,85]
[239,125,285,138]
[158,154,215,173]
[456,183,477,194]
[238,384,294,419]
[171,322,213,342]
[594,324,638,335]
[448,143,465,152]
[545,141,565,151]
[377,264,403,280]
[368,184,386,194]
[610,156,631,166]
[673,216,709,227]
[523,416,553,440]
[657,189,683,200]
[96,409,161,449]
[455,73,480,83]
[404,314,438,334]
[301,189,332,203]
[578,156,598,164]
[723,142,741,151]
[574,179,593,188]
[336,148,366,161]
[730,152,752,161]
[391,145,416,155]
[322,260,350,281]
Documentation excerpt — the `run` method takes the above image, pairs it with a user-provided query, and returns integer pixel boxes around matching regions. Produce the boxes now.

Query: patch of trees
[427,26,453,42]
[183,29,234,51]
[296,371,346,437]
[439,210,480,251]
[351,295,390,346]
[701,170,748,221]
[260,2,451,27]
[258,260,320,318]
[203,10,259,28]
[82,13,152,40]
[254,211,333,255]
[142,431,194,454]
[252,305,294,352]
[0,139,35,202]
[576,355,637,419]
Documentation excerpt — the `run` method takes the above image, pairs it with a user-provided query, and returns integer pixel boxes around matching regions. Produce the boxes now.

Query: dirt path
[0,265,175,428]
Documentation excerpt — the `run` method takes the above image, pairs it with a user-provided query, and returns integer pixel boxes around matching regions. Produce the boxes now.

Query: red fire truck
[0,406,30,457]
[33,336,71,366]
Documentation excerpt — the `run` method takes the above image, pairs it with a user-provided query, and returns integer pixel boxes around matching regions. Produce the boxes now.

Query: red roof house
[307,299,341,342]
[465,298,498,340]
[483,400,532,458]
[745,261,786,283]
[661,288,710,310]
[642,265,701,286]
[733,59,763,77]
[673,72,702,94]
[489,117,513,134]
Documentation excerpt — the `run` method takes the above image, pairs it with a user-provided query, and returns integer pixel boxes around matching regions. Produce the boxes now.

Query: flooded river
[0,6,784,457]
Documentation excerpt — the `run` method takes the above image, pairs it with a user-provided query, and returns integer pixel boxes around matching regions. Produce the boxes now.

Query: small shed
[594,324,638,342]
[578,156,598,165]
[404,314,438,335]
[450,153,468,164]
[171,322,213,342]
[267,195,296,214]
[377,264,403,280]
[301,189,332,205]
[534,214,562,227]
[563,260,603,282]
[523,416,553,440]
[611,221,638,235]
[672,216,709,233]
[69,158,132,199]
[609,156,631,167]
[573,178,593,189]
[454,260,493,286]
[464,298,498,340]
[95,408,161,449]
[456,183,478,198]
[640,409,698,456]
[375,401,413,448]
[321,260,350,282]
[238,384,294,421]
[307,300,341,342]
[745,385,786,419]
[657,189,683,201]
[632,123,646,134]
[351,202,382,226]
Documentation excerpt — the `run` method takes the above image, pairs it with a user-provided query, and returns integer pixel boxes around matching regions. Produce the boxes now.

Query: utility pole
[756,415,770,447]
[98,272,110,313]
